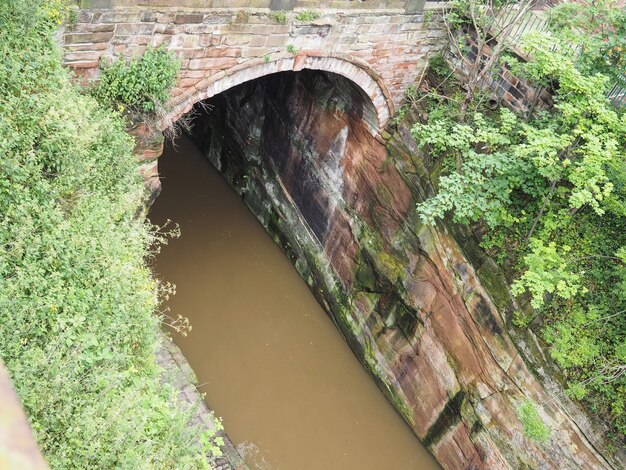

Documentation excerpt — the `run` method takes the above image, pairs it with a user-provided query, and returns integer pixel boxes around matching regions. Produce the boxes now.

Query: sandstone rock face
[180,70,616,469]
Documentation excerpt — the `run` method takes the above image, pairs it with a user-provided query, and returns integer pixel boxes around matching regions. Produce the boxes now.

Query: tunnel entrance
[188,69,378,258]
[148,70,438,468]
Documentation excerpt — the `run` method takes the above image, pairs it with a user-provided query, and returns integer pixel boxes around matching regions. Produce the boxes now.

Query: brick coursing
[62,4,449,131]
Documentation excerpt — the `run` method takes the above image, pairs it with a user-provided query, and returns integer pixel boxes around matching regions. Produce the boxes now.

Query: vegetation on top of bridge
[411,0,626,446]
[0,0,224,467]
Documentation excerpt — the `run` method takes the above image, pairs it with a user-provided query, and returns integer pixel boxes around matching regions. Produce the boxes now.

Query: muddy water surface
[149,136,438,470]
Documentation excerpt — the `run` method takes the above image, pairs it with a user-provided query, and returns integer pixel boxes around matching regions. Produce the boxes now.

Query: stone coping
[80,0,450,12]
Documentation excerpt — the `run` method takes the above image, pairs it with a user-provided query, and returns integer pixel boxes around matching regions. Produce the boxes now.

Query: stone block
[248,24,275,35]
[151,34,170,47]
[221,34,250,46]
[212,0,251,6]
[156,12,176,24]
[111,34,152,46]
[65,59,100,69]
[178,78,202,89]
[188,57,220,69]
[140,11,157,23]
[270,0,295,10]
[265,34,288,47]
[79,0,113,7]
[202,14,232,24]
[248,35,267,47]
[63,50,103,62]
[77,10,93,23]
[241,46,272,58]
[183,23,213,34]
[115,22,156,36]
[168,34,186,48]
[405,0,427,13]
[291,24,332,37]
[183,34,199,48]
[64,31,114,44]
[178,69,209,78]
[205,57,241,70]
[67,23,115,33]
[153,23,167,35]
[400,22,424,31]
[199,34,222,47]
[175,14,204,24]
[271,24,290,34]
[65,41,109,52]
[98,11,139,23]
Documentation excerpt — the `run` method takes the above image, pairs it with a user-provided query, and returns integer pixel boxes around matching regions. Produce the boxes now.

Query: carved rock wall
[181,69,615,469]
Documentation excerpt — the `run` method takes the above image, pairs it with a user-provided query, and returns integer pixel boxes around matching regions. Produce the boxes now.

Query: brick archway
[161,51,395,136]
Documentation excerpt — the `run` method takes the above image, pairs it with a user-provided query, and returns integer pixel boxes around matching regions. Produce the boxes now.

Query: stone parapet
[80,0,447,12]
[63,4,449,133]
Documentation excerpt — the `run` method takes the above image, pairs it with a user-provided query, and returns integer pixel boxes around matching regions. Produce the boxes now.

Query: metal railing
[607,73,626,107]
[493,4,550,44]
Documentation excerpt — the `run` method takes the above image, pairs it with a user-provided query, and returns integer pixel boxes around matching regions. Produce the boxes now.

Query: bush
[93,47,180,114]
[413,4,626,441]
[269,10,287,24]
[295,10,319,22]
[517,400,551,444]
[0,0,213,467]
[428,53,451,79]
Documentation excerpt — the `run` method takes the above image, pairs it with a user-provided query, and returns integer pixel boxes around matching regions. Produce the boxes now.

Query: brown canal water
[149,135,439,470]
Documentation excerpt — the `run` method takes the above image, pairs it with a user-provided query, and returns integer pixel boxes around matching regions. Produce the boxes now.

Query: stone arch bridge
[60,3,622,469]
[62,0,449,134]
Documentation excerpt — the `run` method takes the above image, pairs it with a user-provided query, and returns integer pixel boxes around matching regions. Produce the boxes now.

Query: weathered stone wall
[81,0,432,11]
[66,2,452,204]
[183,69,616,470]
[444,29,553,115]
[62,3,449,127]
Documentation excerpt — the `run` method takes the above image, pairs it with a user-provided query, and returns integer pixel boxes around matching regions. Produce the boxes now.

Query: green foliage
[429,53,452,79]
[517,400,551,444]
[295,10,319,22]
[286,43,298,55]
[546,0,626,75]
[511,240,585,308]
[200,417,225,458]
[414,107,540,227]
[67,6,77,25]
[392,85,419,125]
[512,310,535,328]
[92,47,180,114]
[0,0,218,467]
[413,1,626,441]
[423,9,434,26]
[269,10,288,24]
